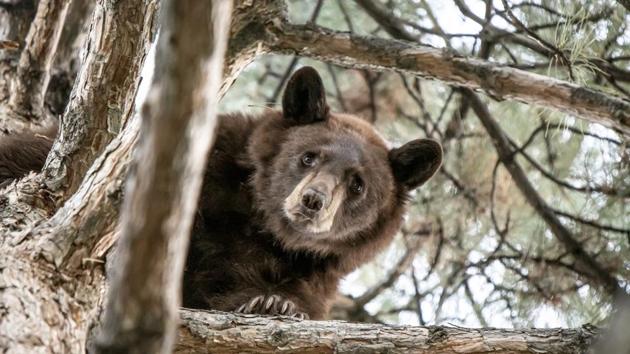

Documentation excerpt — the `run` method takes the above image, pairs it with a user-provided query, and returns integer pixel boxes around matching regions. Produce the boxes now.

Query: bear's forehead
[329,113,389,150]
[321,135,364,165]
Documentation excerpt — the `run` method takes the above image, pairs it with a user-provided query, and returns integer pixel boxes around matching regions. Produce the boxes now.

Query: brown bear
[0,66,442,320]
[183,66,442,319]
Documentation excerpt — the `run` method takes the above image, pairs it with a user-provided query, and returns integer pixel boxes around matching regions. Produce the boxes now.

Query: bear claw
[235,294,308,319]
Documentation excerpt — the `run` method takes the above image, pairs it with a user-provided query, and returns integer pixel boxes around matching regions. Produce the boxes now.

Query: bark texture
[8,0,71,121]
[0,1,158,353]
[95,1,233,353]
[175,310,599,354]
[0,0,38,105]
[263,22,630,136]
[42,0,158,198]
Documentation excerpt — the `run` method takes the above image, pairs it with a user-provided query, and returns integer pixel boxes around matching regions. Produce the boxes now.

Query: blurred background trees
[218,0,629,328]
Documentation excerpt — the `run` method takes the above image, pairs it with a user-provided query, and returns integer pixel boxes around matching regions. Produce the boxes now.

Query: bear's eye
[349,175,364,195]
[301,152,317,167]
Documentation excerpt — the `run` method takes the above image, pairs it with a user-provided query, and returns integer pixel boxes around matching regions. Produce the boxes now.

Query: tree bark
[175,310,599,354]
[8,0,71,121]
[0,0,38,106]
[0,1,158,353]
[262,21,630,136]
[41,0,158,199]
[95,1,233,353]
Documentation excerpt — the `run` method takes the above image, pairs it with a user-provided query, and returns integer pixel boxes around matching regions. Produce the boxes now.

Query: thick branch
[42,0,158,198]
[96,1,232,353]
[263,21,630,135]
[175,310,599,354]
[461,88,621,294]
[8,0,71,120]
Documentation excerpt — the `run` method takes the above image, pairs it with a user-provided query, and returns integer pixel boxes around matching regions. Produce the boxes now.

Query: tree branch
[175,309,600,354]
[0,0,37,107]
[96,1,232,353]
[461,88,621,295]
[8,0,71,121]
[262,20,630,135]
[42,0,158,198]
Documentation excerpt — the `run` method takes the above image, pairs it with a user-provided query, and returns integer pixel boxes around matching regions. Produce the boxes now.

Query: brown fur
[0,67,443,320]
[183,67,442,319]
[0,126,56,189]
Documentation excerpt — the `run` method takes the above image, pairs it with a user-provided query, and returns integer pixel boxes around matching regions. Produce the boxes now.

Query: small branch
[462,88,621,294]
[354,230,429,308]
[176,309,600,354]
[355,0,418,41]
[96,1,232,353]
[8,0,71,121]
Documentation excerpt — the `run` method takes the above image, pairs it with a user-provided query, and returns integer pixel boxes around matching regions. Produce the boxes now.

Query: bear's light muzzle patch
[283,171,345,234]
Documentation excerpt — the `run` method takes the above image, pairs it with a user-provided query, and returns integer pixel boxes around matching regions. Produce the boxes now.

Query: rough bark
[0,1,157,353]
[41,0,158,199]
[0,252,105,353]
[175,310,599,354]
[8,0,71,121]
[0,0,158,237]
[95,1,233,353]
[0,0,38,105]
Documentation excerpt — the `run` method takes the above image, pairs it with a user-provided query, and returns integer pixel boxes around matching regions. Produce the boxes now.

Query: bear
[0,124,56,189]
[0,66,443,320]
[183,66,443,319]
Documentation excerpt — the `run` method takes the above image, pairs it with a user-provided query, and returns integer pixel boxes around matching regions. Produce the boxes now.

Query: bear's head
[248,67,442,259]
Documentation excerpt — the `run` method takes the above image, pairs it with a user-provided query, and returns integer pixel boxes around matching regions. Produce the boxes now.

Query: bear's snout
[301,188,325,212]
[282,170,344,234]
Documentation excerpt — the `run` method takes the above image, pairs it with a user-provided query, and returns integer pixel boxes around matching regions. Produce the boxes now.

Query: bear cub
[184,66,442,319]
[0,66,443,320]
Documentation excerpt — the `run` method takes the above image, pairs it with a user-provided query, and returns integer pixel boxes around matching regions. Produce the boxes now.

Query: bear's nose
[301,188,325,212]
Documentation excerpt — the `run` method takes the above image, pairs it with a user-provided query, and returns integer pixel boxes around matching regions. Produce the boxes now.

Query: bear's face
[270,118,394,242]
[249,67,442,256]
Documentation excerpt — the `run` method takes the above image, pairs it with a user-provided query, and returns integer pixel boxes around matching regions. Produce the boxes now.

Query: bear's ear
[389,139,443,190]
[282,66,329,124]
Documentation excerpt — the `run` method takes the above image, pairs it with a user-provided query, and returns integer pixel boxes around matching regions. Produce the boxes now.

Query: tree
[0,0,628,353]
